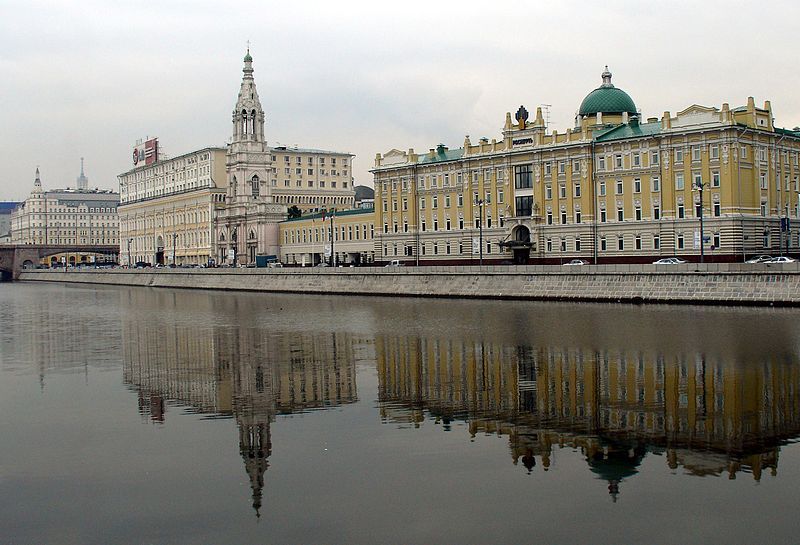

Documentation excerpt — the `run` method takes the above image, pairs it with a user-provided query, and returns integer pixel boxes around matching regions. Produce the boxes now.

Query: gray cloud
[2,0,800,199]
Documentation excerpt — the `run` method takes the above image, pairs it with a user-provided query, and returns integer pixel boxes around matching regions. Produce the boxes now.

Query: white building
[11,167,119,249]
[214,49,356,265]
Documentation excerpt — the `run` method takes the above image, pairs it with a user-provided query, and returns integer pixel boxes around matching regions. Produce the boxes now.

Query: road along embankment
[17,263,800,306]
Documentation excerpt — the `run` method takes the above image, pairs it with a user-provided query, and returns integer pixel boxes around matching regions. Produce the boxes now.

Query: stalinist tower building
[215,49,287,264]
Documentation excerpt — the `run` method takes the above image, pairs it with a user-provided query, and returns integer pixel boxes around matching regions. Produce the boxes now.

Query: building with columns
[10,166,119,256]
[373,67,800,264]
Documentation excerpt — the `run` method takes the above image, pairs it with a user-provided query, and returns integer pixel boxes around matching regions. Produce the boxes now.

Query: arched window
[241,110,248,135]
[251,109,257,136]
[251,175,260,197]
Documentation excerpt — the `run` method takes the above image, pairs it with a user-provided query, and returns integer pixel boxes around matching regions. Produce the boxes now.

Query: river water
[1,282,799,544]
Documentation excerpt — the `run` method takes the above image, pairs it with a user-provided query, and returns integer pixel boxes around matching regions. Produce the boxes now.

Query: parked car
[563,259,590,266]
[652,257,687,265]
[764,256,797,263]
[745,255,772,263]
[315,262,330,267]
[385,260,403,267]
[267,262,283,268]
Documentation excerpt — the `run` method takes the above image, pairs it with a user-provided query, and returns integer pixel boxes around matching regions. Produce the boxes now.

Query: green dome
[244,52,252,62]
[578,67,637,117]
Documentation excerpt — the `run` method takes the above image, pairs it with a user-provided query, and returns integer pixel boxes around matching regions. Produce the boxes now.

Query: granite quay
[18,263,800,306]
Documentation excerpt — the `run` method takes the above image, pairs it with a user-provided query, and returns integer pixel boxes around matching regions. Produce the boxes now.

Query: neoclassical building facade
[118,50,356,266]
[373,67,800,264]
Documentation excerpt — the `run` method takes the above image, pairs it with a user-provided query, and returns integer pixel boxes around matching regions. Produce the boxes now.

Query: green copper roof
[579,87,637,116]
[593,121,661,142]
[579,67,637,117]
[244,50,252,62]
[417,147,464,164]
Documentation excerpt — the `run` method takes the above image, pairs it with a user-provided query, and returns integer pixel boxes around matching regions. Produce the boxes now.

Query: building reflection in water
[120,291,361,517]
[376,336,800,501]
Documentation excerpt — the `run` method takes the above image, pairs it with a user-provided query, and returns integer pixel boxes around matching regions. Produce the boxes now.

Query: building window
[575,237,581,252]
[617,207,624,221]
[574,183,581,197]
[760,172,768,190]
[712,171,720,187]
[632,152,640,167]
[618,236,624,250]
[616,180,624,195]
[635,206,642,221]
[514,165,533,189]
[559,184,566,199]
[761,201,767,216]
[710,145,719,159]
[546,211,553,225]
[600,209,607,223]
[652,176,660,192]
[598,156,606,171]
[675,149,684,163]
[653,205,661,220]
[635,234,642,250]
[675,173,684,190]
[634,178,641,193]
[713,202,721,217]
[599,181,606,196]
[515,196,533,217]
[654,234,660,250]
[575,211,582,224]
[546,238,552,252]
[713,232,721,248]
[615,155,623,170]
[678,204,685,218]
[600,236,607,251]
[651,150,660,165]
[692,146,701,162]
[545,185,552,199]
[544,163,552,177]
[561,211,567,224]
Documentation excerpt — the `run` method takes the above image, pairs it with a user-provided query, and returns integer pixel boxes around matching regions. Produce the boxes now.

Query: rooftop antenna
[540,104,552,129]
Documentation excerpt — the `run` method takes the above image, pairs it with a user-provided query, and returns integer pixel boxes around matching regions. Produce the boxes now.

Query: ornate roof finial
[244,41,253,63]
[601,65,614,88]
[34,166,41,187]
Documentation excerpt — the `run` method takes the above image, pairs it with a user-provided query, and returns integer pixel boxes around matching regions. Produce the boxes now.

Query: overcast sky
[2,0,800,200]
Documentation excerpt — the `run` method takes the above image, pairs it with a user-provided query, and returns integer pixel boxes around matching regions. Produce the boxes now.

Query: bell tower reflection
[121,291,360,517]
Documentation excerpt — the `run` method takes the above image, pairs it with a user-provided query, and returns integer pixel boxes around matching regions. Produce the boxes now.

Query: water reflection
[120,290,360,516]
[376,337,800,500]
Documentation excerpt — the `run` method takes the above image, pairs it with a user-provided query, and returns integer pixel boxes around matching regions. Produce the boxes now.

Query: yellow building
[373,67,800,264]
[279,208,376,266]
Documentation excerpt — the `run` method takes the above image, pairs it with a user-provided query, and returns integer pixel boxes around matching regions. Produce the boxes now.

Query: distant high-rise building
[76,157,89,190]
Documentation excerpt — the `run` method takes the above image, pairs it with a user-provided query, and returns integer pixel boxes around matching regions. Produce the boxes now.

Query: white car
[652,257,687,265]
[563,259,590,266]
[385,260,403,267]
[745,255,772,263]
[764,256,797,263]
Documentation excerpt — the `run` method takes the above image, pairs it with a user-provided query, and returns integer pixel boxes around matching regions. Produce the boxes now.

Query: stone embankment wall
[17,263,800,306]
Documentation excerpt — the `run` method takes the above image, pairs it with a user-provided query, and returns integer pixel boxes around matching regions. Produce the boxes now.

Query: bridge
[0,244,119,281]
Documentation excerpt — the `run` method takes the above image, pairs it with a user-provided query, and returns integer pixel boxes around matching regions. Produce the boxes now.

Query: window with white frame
[692,146,701,162]
[675,173,685,190]
[634,178,641,193]
[712,171,720,187]
[652,176,660,192]
[675,149,684,163]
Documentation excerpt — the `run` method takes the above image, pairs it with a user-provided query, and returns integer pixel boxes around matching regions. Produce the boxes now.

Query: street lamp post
[478,199,484,266]
[694,179,706,263]
[127,238,133,267]
[172,232,177,266]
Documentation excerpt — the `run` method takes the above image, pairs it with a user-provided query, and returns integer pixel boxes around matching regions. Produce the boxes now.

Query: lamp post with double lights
[478,198,484,266]
[693,179,707,263]
[127,238,133,268]
[172,232,178,266]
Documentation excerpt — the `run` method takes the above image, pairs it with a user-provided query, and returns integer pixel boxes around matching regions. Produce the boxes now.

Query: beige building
[269,146,355,212]
[11,167,119,258]
[373,67,800,264]
[279,208,375,266]
[117,147,227,266]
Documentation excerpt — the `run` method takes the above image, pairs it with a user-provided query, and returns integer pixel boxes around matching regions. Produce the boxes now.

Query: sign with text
[133,138,159,167]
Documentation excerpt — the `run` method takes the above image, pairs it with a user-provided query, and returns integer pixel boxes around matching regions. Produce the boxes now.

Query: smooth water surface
[1,282,799,544]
